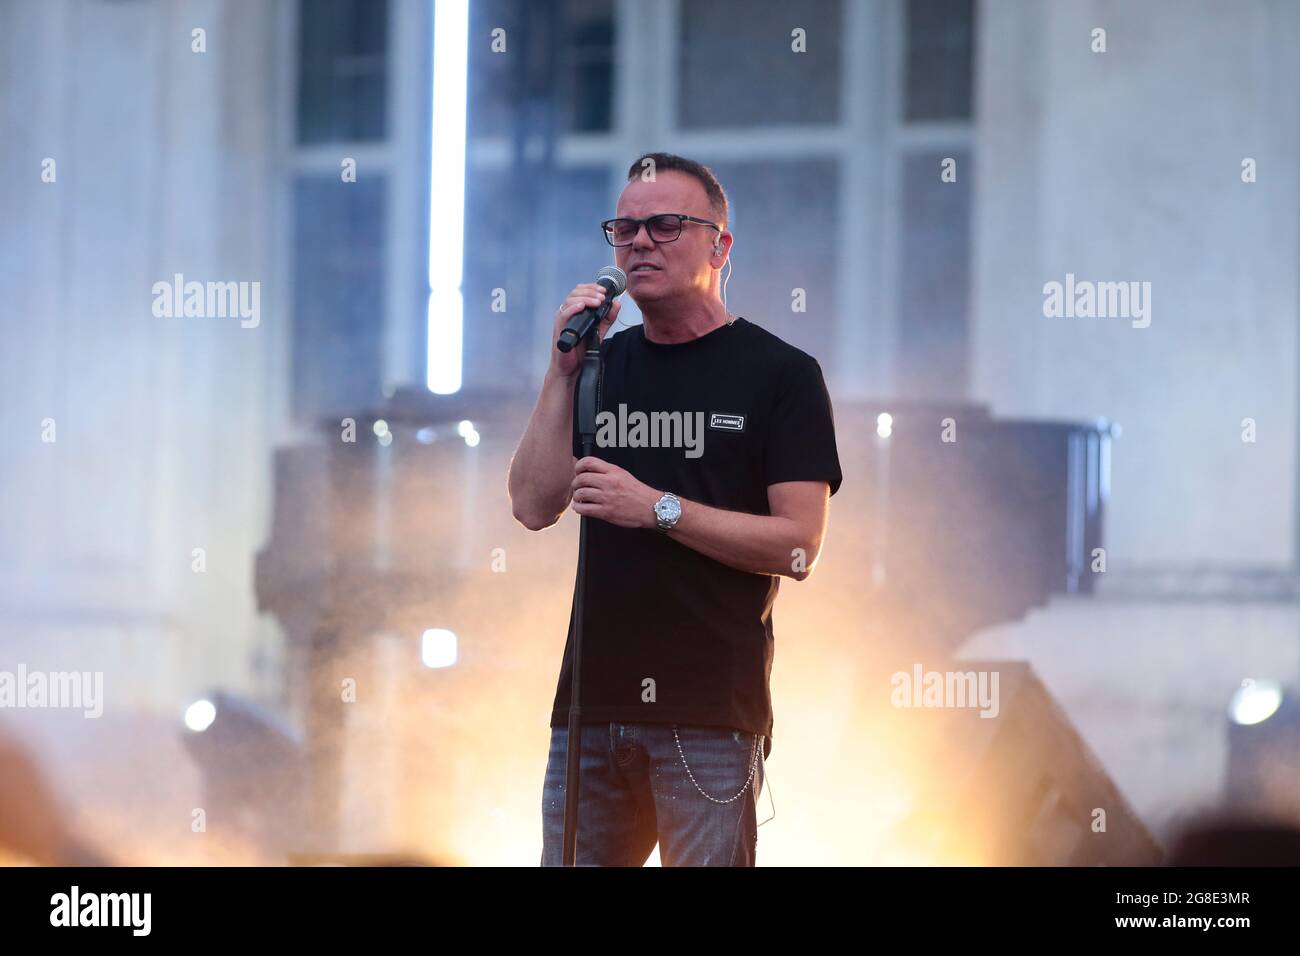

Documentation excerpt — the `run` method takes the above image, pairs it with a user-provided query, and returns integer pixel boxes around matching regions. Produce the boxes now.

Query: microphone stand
[561,314,603,866]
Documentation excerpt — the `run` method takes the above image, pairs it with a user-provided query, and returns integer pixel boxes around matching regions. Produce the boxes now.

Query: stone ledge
[1091,567,1300,603]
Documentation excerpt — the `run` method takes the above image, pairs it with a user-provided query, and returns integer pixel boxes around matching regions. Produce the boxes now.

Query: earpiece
[714,239,724,256]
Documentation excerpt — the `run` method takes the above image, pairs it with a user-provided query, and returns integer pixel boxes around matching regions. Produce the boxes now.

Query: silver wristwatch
[653,492,682,532]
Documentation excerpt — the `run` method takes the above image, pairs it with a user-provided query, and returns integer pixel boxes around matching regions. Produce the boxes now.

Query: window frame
[275,0,977,414]
[275,0,429,434]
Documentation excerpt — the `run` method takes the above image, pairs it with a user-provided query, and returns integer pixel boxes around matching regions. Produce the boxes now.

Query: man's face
[611,170,725,304]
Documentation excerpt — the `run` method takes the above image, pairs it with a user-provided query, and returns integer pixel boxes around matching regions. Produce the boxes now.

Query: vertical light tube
[427,0,468,394]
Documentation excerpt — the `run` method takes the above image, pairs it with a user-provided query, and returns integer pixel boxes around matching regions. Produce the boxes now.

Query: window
[463,0,617,384]
[461,166,609,387]
[891,0,976,398]
[896,151,972,396]
[296,0,390,144]
[904,0,975,122]
[291,175,386,420]
[467,0,615,139]
[705,159,840,356]
[677,0,842,129]
[286,0,424,423]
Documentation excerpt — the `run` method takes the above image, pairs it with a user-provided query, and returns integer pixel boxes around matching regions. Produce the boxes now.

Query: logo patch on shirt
[709,413,746,432]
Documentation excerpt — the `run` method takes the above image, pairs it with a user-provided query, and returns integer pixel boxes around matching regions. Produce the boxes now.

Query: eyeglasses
[601,213,722,247]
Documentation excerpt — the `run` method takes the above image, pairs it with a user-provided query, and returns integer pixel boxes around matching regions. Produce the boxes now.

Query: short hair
[626,152,729,229]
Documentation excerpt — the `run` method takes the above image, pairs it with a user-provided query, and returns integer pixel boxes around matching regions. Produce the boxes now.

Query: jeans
[541,722,766,866]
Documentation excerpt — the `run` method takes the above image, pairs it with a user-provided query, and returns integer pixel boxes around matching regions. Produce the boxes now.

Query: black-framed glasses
[601,213,721,247]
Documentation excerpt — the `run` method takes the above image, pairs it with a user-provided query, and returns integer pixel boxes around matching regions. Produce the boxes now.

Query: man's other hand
[570,457,658,529]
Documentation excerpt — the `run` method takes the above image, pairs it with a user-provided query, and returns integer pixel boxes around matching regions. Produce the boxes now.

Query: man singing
[508,153,842,866]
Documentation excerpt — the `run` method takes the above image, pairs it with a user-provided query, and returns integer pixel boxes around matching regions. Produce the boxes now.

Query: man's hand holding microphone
[509,267,629,531]
[551,266,627,378]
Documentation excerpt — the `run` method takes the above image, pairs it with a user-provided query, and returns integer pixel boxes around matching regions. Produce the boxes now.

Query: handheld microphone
[556,266,627,353]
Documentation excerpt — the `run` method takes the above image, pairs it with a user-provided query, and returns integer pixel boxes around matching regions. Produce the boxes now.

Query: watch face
[657,496,681,523]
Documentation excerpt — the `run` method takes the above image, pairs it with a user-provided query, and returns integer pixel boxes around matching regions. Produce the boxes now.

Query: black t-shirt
[550,317,843,759]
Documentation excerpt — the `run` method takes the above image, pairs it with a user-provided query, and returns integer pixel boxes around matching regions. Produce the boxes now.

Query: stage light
[180,692,306,855]
[1229,679,1283,726]
[416,426,437,444]
[456,419,480,446]
[378,432,393,447]
[426,0,469,395]
[422,628,458,668]
[184,698,217,732]
[876,412,893,439]
[1225,681,1300,821]
[373,419,389,436]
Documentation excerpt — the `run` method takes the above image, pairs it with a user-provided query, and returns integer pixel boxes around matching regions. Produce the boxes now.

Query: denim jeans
[541,722,766,866]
